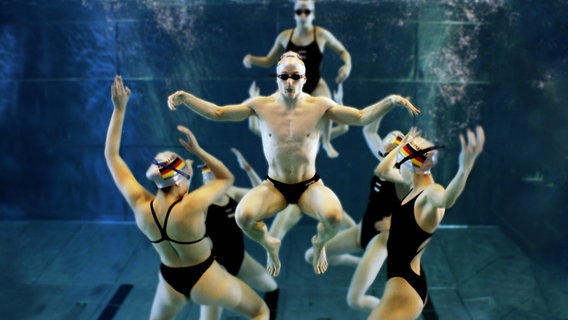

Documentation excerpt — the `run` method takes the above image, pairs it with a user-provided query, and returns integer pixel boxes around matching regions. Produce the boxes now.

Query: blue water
[1,0,567,270]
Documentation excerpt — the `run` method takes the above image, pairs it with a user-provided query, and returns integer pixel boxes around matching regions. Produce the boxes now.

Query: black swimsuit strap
[149,198,183,243]
[150,200,161,231]
[288,26,317,46]
[150,198,208,245]
[162,198,183,232]
[313,25,317,41]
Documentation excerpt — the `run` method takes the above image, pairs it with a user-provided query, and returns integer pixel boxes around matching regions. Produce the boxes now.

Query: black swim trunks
[266,173,320,204]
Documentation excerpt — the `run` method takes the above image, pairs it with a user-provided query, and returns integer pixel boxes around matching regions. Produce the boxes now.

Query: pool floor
[1,221,566,319]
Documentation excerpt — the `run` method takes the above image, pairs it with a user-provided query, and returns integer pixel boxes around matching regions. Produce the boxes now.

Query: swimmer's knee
[236,208,256,229]
[326,209,343,227]
[346,292,359,310]
[346,291,369,312]
[235,208,259,229]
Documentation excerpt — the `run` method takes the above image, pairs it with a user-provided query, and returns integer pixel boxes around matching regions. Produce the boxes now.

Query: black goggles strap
[152,159,191,180]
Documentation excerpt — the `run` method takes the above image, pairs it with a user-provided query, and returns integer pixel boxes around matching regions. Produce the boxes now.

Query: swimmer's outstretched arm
[167,91,253,122]
[327,95,420,126]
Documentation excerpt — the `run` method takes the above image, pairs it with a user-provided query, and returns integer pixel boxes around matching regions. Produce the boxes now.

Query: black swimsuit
[360,176,399,249]
[205,196,245,276]
[386,192,433,304]
[150,199,212,297]
[159,255,215,297]
[285,26,323,94]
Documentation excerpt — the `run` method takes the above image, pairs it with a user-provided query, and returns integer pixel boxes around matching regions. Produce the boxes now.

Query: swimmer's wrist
[182,92,191,104]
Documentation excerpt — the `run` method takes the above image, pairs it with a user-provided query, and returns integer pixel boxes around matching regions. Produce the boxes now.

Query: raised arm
[376,140,405,185]
[167,91,253,122]
[105,76,153,208]
[327,95,420,126]
[243,30,288,68]
[426,126,485,209]
[177,125,235,207]
[321,28,352,83]
[248,116,262,137]
[376,128,419,185]
[330,83,349,140]
[246,82,262,137]
[231,147,263,187]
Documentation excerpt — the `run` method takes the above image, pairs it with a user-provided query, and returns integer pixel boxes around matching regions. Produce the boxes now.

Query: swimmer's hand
[231,148,252,172]
[332,83,343,105]
[248,81,260,98]
[177,125,201,153]
[167,91,188,111]
[459,126,485,173]
[374,216,391,233]
[336,64,351,83]
[111,75,131,112]
[322,142,339,159]
[243,54,253,69]
[388,95,421,116]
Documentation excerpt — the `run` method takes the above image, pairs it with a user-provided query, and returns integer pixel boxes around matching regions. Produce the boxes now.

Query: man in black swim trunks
[167,52,420,276]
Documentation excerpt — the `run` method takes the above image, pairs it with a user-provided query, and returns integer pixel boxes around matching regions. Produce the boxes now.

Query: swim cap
[201,164,215,183]
[277,51,306,75]
[146,151,192,189]
[378,130,404,158]
[277,51,305,66]
[395,137,443,175]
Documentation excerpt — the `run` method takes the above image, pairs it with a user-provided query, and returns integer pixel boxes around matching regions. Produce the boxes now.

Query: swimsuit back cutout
[150,199,207,245]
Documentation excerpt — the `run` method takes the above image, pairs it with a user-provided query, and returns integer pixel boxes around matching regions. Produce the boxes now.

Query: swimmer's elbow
[205,108,227,121]
[206,108,220,120]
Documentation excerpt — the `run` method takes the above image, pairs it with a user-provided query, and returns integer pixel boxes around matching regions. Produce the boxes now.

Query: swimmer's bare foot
[311,235,329,274]
[306,247,360,267]
[265,236,282,277]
